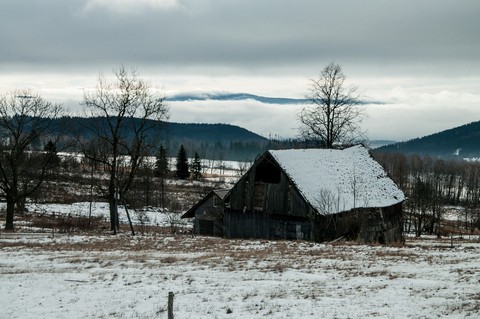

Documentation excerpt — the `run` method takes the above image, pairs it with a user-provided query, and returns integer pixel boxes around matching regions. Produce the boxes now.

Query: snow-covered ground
[1,235,479,318]
[0,202,191,231]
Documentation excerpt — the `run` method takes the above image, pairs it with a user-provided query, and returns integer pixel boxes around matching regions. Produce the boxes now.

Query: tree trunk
[161,178,165,209]
[108,164,118,233]
[5,194,15,231]
[145,175,150,207]
[108,195,117,233]
[122,196,135,236]
[108,176,118,233]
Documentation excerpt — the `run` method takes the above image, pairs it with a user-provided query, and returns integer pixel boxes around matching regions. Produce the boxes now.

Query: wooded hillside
[376,121,480,159]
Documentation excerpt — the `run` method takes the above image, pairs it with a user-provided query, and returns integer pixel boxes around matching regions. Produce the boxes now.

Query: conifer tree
[176,145,190,179]
[155,145,169,178]
[43,140,61,167]
[191,152,202,180]
[155,145,169,208]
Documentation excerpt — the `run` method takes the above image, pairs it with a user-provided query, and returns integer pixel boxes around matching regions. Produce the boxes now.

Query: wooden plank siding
[192,194,224,236]
[310,203,403,243]
[224,203,403,243]
[224,209,312,240]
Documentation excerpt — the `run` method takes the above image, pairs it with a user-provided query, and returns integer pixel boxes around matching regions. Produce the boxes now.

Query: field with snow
[1,233,479,318]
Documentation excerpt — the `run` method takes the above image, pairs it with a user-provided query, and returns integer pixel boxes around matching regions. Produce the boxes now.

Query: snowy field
[1,235,479,318]
[0,202,186,229]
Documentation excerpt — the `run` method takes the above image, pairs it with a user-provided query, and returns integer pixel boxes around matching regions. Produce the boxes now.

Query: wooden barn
[224,145,405,244]
[181,189,230,236]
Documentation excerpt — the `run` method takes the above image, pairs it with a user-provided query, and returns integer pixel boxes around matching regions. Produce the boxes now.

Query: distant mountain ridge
[167,92,384,105]
[375,121,480,159]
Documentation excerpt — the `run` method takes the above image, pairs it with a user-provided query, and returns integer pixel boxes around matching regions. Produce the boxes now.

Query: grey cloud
[1,0,479,75]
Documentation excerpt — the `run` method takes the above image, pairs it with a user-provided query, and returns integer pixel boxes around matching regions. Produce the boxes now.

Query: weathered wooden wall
[311,203,403,243]
[193,195,223,237]
[359,203,403,244]
[224,209,312,240]
[224,203,403,244]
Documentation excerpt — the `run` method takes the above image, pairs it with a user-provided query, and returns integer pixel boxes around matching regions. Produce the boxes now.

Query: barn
[184,145,405,244]
[224,145,405,244]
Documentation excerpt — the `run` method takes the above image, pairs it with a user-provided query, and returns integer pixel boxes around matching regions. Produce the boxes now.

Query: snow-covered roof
[269,145,405,215]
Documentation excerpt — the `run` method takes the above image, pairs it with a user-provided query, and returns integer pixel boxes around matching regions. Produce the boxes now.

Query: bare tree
[237,160,252,177]
[82,66,169,233]
[299,62,364,148]
[0,90,63,231]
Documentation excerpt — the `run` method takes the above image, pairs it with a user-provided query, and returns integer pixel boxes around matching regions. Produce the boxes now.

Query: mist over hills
[167,92,309,105]
[375,120,480,160]
[166,92,384,105]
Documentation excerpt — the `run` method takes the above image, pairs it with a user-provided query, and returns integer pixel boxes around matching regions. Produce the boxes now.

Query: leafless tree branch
[299,62,366,148]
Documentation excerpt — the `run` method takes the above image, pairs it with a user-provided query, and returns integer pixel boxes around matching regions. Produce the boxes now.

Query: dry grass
[374,249,419,259]
[2,232,480,277]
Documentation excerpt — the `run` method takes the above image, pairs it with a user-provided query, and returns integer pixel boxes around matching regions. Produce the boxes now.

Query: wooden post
[168,292,174,319]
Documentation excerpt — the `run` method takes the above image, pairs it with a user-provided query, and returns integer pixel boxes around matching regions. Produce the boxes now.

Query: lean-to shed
[181,189,230,236]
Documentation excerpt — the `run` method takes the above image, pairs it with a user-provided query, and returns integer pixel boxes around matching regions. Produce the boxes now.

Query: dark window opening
[254,158,281,184]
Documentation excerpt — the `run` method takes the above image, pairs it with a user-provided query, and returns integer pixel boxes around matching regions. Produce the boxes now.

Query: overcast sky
[1,0,479,141]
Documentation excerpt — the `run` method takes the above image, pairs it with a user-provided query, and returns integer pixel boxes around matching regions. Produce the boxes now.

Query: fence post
[52,212,55,238]
[168,292,174,319]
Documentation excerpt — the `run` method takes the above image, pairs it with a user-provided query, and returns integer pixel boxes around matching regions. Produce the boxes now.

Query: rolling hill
[51,116,269,161]
[375,121,480,159]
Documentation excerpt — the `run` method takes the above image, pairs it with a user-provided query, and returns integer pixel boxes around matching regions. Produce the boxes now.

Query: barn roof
[268,145,405,215]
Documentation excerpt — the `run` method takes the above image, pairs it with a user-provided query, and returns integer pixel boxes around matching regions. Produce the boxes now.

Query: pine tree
[155,145,169,178]
[43,140,57,153]
[176,145,190,179]
[155,145,169,209]
[43,140,61,168]
[191,152,202,180]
